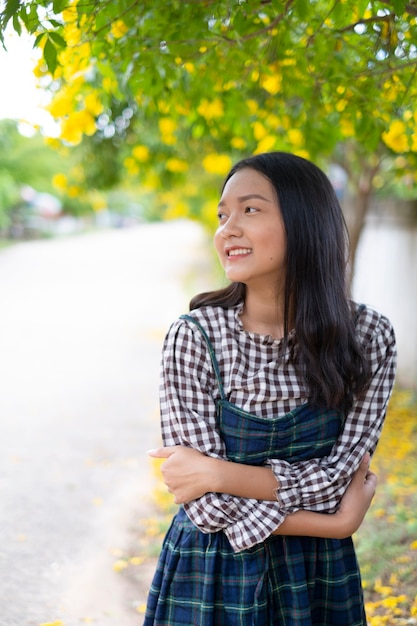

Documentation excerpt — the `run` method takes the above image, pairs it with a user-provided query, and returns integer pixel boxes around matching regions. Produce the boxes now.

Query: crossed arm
[148,446,377,539]
[151,312,394,546]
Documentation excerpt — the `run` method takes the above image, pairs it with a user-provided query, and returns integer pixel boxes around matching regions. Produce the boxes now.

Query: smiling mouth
[227,248,252,257]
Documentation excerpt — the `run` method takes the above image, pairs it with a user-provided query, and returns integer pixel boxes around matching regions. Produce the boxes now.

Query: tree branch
[379,0,417,17]
[337,13,395,34]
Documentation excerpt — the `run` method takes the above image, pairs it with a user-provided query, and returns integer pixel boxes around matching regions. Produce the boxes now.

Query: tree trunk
[346,185,372,281]
[341,158,381,288]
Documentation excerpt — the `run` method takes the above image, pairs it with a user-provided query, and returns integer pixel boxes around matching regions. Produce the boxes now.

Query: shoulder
[353,301,397,362]
[171,305,237,339]
[164,305,238,352]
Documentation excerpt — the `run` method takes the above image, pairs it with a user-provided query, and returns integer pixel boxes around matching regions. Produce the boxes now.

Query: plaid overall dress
[144,316,366,626]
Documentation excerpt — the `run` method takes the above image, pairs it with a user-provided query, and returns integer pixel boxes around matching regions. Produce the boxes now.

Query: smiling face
[214,167,287,292]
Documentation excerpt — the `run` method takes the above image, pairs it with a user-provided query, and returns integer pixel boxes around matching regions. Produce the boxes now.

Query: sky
[0,29,55,135]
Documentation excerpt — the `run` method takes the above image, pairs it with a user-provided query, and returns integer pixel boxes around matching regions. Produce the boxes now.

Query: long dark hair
[190,152,370,412]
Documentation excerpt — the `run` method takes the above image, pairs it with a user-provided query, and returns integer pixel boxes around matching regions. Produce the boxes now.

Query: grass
[354,388,417,624]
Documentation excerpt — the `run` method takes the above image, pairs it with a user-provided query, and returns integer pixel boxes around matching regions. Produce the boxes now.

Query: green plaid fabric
[144,508,365,625]
[144,315,368,625]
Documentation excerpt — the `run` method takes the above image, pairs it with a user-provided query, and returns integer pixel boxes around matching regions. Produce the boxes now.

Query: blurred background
[0,2,416,625]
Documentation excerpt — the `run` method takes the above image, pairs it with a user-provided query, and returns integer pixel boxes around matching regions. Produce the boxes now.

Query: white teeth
[228,248,251,256]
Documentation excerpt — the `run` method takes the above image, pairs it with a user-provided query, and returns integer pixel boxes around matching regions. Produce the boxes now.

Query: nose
[218,213,243,239]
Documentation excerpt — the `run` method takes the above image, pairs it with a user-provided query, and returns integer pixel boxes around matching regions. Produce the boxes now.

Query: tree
[0,118,96,235]
[1,0,417,268]
[0,119,58,231]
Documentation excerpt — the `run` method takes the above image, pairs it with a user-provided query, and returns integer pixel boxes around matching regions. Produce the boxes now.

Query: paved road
[0,221,211,626]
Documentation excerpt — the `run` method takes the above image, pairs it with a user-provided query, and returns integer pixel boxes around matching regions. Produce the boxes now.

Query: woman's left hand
[147,446,215,504]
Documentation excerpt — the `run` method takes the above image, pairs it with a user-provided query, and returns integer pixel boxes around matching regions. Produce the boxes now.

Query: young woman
[144,152,397,626]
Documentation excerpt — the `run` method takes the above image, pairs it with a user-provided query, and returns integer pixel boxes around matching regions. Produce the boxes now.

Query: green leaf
[34,32,46,48]
[52,0,69,14]
[12,13,21,35]
[48,19,64,28]
[294,0,310,20]
[390,0,407,15]
[2,0,22,30]
[26,4,41,34]
[44,37,58,74]
[48,31,66,47]
[356,0,369,18]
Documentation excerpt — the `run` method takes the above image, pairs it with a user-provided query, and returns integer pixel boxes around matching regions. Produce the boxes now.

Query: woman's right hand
[335,452,377,535]
[271,452,377,539]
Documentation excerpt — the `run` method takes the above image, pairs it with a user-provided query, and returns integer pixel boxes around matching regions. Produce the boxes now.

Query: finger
[147,447,177,458]
[364,470,377,488]
[355,453,371,478]
[350,455,371,486]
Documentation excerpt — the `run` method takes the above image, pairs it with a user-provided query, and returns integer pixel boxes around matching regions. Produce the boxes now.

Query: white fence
[352,212,417,388]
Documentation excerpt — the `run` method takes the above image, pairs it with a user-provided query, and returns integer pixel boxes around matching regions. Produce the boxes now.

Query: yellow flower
[260,73,282,95]
[84,93,104,116]
[113,559,128,572]
[254,135,276,154]
[110,19,128,39]
[124,157,139,175]
[166,158,189,173]
[202,153,232,175]
[158,100,170,114]
[60,110,96,144]
[252,121,268,141]
[67,185,82,197]
[230,137,247,150]
[294,149,310,160]
[197,98,224,120]
[340,117,355,138]
[382,119,409,153]
[164,200,189,220]
[48,90,75,118]
[52,173,68,190]
[374,577,393,596]
[336,99,348,112]
[60,42,91,80]
[62,0,79,25]
[159,117,177,145]
[132,145,150,162]
[63,21,82,47]
[129,556,145,565]
[142,172,160,191]
[103,77,117,94]
[90,193,106,212]
[287,128,304,147]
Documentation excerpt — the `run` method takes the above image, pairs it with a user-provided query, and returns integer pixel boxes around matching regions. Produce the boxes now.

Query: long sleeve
[267,307,397,513]
[158,305,397,552]
[159,318,287,552]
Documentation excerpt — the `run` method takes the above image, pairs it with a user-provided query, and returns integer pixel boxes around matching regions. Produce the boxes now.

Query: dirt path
[0,221,211,626]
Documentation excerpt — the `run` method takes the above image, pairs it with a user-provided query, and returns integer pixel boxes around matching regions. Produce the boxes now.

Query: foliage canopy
[1,0,417,252]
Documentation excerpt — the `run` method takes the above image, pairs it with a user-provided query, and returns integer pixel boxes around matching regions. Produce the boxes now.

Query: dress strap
[355,303,366,321]
[180,314,226,401]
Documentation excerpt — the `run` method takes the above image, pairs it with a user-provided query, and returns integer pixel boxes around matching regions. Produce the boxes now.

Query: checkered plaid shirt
[159,302,397,552]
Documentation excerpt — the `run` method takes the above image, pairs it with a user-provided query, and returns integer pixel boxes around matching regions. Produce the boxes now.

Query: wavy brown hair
[190,152,370,412]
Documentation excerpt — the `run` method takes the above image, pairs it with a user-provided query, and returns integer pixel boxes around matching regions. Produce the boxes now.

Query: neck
[240,288,287,339]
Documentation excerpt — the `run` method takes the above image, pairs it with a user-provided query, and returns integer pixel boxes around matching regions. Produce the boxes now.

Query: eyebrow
[218,193,272,207]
